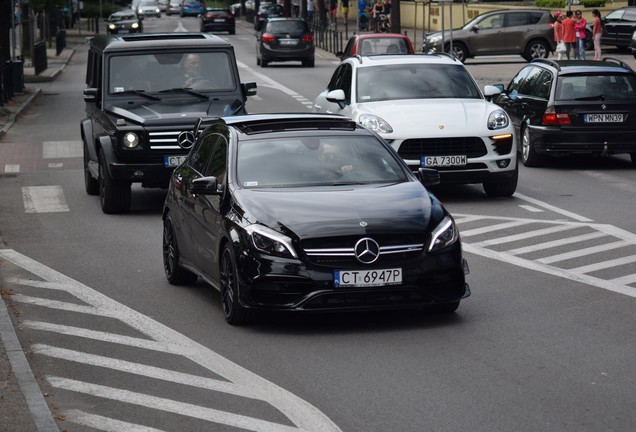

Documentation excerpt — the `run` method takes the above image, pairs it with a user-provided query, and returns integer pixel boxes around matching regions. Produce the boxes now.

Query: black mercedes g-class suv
[81,32,257,213]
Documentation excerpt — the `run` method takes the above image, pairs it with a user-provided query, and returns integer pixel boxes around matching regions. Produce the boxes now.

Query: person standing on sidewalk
[592,9,603,60]
[553,12,566,60]
[574,10,587,60]
[563,11,576,60]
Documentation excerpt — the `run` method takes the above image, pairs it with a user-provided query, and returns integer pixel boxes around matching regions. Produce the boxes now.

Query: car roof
[345,53,462,67]
[90,33,231,52]
[196,114,360,136]
[355,33,409,40]
[531,58,635,74]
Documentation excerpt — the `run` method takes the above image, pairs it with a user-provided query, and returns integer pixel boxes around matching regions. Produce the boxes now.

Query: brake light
[542,106,571,125]
[262,34,276,43]
[302,34,313,43]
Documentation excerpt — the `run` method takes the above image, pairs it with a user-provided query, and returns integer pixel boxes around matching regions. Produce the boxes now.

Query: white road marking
[42,140,82,159]
[22,186,69,213]
[0,250,342,432]
[471,224,580,247]
[64,410,166,432]
[568,254,636,275]
[47,163,63,168]
[460,220,532,237]
[508,232,608,257]
[537,240,630,264]
[4,164,20,173]
[514,192,593,222]
[519,204,543,213]
[610,273,636,285]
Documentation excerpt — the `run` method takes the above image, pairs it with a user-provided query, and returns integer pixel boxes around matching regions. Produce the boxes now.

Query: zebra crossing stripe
[537,240,630,264]
[568,254,636,275]
[63,409,165,432]
[508,232,608,257]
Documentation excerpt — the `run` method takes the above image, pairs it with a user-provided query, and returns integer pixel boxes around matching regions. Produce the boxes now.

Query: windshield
[356,64,482,102]
[110,13,136,21]
[556,74,636,101]
[108,52,236,95]
[237,135,408,188]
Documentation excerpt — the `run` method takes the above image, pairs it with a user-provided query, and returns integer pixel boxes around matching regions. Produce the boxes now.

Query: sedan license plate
[421,155,467,167]
[279,39,298,46]
[584,113,624,123]
[164,155,187,168]
[213,18,225,22]
[334,268,402,288]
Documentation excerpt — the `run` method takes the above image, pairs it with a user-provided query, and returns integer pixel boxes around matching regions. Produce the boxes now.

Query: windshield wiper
[158,88,209,100]
[114,89,161,101]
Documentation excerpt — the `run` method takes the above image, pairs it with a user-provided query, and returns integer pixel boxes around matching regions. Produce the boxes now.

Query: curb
[0,88,43,140]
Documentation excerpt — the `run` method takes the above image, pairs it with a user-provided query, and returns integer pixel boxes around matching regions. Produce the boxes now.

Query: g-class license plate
[334,268,402,288]
[164,155,187,167]
[422,155,467,167]
[584,113,623,123]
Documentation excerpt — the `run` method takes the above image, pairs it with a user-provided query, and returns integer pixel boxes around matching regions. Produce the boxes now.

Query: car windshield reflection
[237,136,407,188]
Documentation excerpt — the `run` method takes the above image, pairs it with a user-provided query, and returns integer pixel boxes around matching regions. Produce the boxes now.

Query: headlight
[155,8,160,12]
[359,113,393,134]
[488,109,509,130]
[428,216,459,252]
[132,22,139,28]
[108,23,116,30]
[123,132,139,148]
[427,34,443,44]
[245,224,297,259]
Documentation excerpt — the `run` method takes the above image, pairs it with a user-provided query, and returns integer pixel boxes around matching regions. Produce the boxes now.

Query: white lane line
[519,204,543,213]
[48,377,313,432]
[64,409,166,432]
[13,294,100,315]
[463,243,636,298]
[4,164,20,173]
[514,192,593,222]
[42,140,82,159]
[472,224,580,247]
[33,344,263,400]
[459,220,532,237]
[0,249,341,432]
[568,254,636,275]
[610,273,636,285]
[537,240,631,264]
[453,215,488,224]
[507,231,608,256]
[22,186,69,213]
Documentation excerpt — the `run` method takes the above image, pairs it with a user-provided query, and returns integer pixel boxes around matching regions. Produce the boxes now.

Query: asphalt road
[1,14,636,432]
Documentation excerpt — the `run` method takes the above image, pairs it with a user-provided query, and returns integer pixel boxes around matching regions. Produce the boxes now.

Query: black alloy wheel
[98,150,131,214]
[520,125,543,167]
[84,140,99,196]
[220,244,250,325]
[483,164,518,198]
[163,214,198,285]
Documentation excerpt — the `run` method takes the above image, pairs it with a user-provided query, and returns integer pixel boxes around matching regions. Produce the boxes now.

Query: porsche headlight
[428,216,459,252]
[245,225,297,259]
[488,109,509,130]
[123,132,139,148]
[359,114,393,134]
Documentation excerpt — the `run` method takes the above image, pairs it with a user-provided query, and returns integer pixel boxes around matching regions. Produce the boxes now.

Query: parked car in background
[493,58,636,167]
[158,0,169,12]
[599,6,636,49]
[106,9,143,34]
[181,0,206,16]
[166,0,181,15]
[632,30,636,58]
[162,114,470,325]
[200,7,235,34]
[336,33,415,60]
[136,0,161,17]
[254,2,283,30]
[423,9,556,62]
[256,18,314,67]
[313,54,518,197]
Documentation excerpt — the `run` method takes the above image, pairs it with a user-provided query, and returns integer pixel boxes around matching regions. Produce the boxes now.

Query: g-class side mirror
[84,88,99,103]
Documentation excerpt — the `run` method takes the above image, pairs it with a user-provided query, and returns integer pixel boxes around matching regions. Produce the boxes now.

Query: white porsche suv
[312,54,518,197]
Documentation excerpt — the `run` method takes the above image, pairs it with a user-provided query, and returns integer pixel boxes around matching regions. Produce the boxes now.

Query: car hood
[356,99,496,137]
[234,181,440,239]
[106,98,244,126]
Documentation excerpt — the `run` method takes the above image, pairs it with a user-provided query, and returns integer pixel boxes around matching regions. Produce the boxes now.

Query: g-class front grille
[148,128,202,150]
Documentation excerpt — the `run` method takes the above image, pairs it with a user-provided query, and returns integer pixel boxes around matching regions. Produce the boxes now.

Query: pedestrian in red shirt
[574,10,587,60]
[563,11,576,60]
[553,11,566,60]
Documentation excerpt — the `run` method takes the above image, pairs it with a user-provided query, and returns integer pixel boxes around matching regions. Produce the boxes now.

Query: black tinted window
[557,74,636,100]
[267,21,308,34]
[518,67,551,99]
[506,12,542,27]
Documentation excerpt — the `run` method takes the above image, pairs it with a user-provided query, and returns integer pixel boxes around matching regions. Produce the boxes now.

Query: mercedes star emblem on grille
[354,238,380,264]
[177,131,196,149]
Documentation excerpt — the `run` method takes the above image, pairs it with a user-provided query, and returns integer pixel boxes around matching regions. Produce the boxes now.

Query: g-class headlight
[123,132,140,148]
[428,216,459,252]
[245,224,297,259]
[359,114,393,134]
[488,109,510,130]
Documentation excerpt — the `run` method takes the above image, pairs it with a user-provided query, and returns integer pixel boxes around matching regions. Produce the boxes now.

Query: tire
[229,28,235,35]
[520,125,543,167]
[303,57,315,67]
[446,42,467,63]
[98,150,131,214]
[523,39,549,62]
[432,301,460,314]
[256,55,261,66]
[483,164,518,198]
[84,140,99,196]
[163,213,198,285]
[261,57,268,67]
[220,244,250,325]
[630,153,636,165]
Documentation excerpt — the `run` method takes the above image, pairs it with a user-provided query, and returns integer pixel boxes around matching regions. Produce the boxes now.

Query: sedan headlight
[359,113,393,134]
[488,109,509,130]
[123,132,140,148]
[245,224,297,259]
[428,216,459,252]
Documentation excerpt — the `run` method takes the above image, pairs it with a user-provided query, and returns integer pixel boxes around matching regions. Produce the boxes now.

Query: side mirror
[471,25,479,32]
[84,88,99,103]
[417,167,440,187]
[242,82,258,97]
[335,51,344,59]
[326,89,346,109]
[191,176,222,196]
[483,84,502,101]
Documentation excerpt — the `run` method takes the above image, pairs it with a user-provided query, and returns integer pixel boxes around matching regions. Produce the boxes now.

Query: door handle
[314,104,321,111]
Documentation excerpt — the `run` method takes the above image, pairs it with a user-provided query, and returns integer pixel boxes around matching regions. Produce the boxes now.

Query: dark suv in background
[493,58,636,167]
[600,6,636,49]
[256,18,315,67]
[81,33,257,213]
[423,9,556,62]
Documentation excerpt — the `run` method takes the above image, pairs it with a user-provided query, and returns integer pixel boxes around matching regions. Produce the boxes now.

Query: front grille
[148,128,201,151]
[398,137,488,159]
